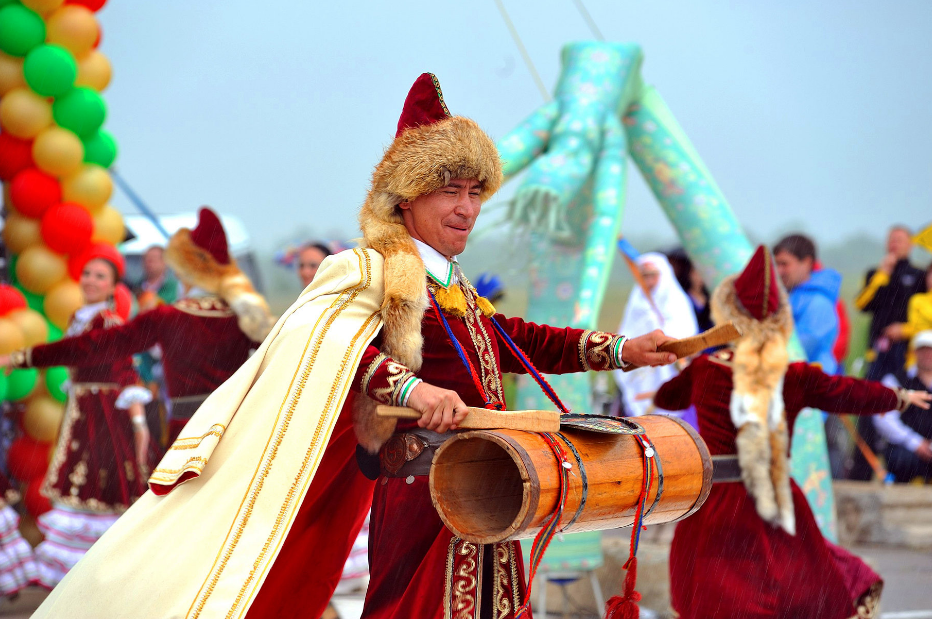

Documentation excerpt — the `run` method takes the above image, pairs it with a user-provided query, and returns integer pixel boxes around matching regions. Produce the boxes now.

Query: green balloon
[45,366,69,402]
[0,5,45,58]
[6,367,37,401]
[0,373,8,402]
[52,87,107,138]
[46,321,62,342]
[24,44,78,98]
[83,129,117,168]
[15,285,43,313]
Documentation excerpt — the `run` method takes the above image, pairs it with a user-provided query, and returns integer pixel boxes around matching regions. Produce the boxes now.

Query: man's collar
[412,238,458,287]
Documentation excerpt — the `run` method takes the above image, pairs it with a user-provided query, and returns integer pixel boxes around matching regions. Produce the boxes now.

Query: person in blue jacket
[774,234,842,374]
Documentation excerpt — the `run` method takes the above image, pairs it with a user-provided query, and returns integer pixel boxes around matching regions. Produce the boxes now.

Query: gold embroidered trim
[174,296,234,317]
[493,543,511,619]
[371,358,418,407]
[10,349,29,368]
[583,331,619,370]
[186,248,376,619]
[445,538,480,619]
[458,272,495,318]
[73,382,119,395]
[149,457,208,481]
[851,581,882,618]
[462,285,504,407]
[361,353,389,397]
[169,424,227,451]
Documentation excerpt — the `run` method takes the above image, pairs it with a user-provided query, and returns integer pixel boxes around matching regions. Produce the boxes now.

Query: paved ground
[2,546,929,618]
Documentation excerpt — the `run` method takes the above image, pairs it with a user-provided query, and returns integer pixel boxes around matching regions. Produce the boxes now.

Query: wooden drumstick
[376,405,560,432]
[659,322,742,358]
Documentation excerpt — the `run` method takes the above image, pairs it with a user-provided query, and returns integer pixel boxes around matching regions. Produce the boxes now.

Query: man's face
[915,346,932,372]
[399,178,482,258]
[143,248,166,279]
[887,228,912,260]
[774,250,812,291]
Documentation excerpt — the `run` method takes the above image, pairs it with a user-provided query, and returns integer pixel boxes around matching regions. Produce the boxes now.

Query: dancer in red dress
[4,249,156,587]
[654,245,931,619]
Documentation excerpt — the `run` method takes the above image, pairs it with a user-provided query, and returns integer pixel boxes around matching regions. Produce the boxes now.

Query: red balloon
[40,202,94,255]
[7,436,51,482]
[0,285,28,316]
[113,282,131,320]
[0,133,34,181]
[68,241,125,281]
[24,477,52,516]
[10,169,62,219]
[67,0,107,11]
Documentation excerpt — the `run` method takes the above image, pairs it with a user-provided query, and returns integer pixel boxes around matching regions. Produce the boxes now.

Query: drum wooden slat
[429,415,712,544]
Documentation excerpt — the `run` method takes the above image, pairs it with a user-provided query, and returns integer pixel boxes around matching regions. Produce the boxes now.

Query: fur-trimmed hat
[357,73,503,372]
[711,245,797,534]
[166,207,275,343]
[353,73,503,452]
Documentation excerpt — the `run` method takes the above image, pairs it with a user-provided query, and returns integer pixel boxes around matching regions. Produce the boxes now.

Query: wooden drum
[429,414,713,544]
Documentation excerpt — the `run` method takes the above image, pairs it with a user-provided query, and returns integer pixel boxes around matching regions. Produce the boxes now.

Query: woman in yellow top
[886,262,932,367]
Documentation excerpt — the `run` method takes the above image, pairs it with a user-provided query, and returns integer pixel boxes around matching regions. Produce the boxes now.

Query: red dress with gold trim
[22,308,158,587]
[247,277,627,619]
[21,297,258,444]
[655,350,894,619]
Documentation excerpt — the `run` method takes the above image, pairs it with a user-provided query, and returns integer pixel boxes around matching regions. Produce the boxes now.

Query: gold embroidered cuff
[361,353,389,397]
[9,348,31,368]
[363,353,420,407]
[579,331,627,371]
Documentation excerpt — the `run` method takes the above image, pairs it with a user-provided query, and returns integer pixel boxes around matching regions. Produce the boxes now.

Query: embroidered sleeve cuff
[9,349,32,369]
[361,352,421,406]
[578,331,628,371]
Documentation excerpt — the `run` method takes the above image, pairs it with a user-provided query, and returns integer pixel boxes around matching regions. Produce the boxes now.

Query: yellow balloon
[46,5,99,58]
[75,50,111,92]
[1,212,42,254]
[91,204,125,245]
[0,52,26,96]
[43,279,84,331]
[33,127,85,177]
[0,317,26,356]
[16,244,68,295]
[0,88,52,140]
[21,0,65,14]
[6,309,49,348]
[23,394,65,443]
[62,164,112,212]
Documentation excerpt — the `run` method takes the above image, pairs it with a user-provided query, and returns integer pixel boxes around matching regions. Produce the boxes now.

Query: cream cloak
[33,248,384,619]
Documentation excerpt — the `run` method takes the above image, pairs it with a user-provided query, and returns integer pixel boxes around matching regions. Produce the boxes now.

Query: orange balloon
[75,50,111,92]
[23,394,64,443]
[43,279,84,330]
[33,127,85,177]
[91,204,125,245]
[46,5,99,58]
[6,309,49,347]
[16,244,68,295]
[1,211,43,254]
[0,318,26,356]
[61,164,111,211]
[0,88,52,140]
[21,0,65,14]
[0,52,26,96]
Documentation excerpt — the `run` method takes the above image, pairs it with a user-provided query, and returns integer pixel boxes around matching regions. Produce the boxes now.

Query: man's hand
[883,323,906,341]
[879,252,897,275]
[406,382,469,433]
[915,439,932,462]
[622,330,678,368]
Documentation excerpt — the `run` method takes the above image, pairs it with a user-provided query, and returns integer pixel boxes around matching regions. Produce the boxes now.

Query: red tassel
[605,557,641,619]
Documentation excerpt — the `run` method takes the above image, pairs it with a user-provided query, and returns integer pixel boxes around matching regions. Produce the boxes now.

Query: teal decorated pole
[495,41,837,538]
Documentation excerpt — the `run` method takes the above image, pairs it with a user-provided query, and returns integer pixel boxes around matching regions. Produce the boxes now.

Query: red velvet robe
[27,310,157,511]
[25,297,258,443]
[248,279,625,619]
[654,349,897,619]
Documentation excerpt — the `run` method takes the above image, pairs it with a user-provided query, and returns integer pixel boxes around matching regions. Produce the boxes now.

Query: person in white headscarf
[614,252,699,416]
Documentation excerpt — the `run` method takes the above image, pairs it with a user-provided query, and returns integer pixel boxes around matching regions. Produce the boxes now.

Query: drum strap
[556,433,588,529]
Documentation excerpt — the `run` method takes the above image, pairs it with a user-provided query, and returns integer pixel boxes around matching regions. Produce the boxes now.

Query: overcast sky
[98,0,932,251]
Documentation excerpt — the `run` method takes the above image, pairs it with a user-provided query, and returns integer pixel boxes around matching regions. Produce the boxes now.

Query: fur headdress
[354,73,503,450]
[166,207,275,343]
[711,245,797,534]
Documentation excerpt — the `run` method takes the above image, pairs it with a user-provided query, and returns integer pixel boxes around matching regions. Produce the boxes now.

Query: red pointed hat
[189,207,230,265]
[395,73,451,138]
[734,245,781,320]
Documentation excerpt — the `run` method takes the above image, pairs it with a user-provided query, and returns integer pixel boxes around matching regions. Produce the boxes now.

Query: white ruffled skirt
[35,506,119,589]
[0,504,39,595]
